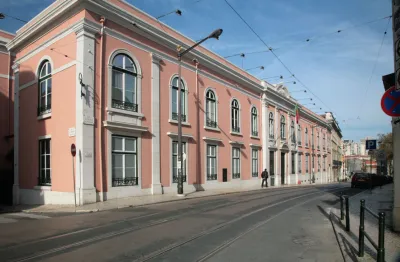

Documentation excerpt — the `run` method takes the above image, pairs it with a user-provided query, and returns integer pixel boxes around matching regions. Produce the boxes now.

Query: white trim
[250,135,260,139]
[230,97,241,134]
[103,120,148,133]
[250,147,260,179]
[250,105,259,138]
[204,142,219,183]
[169,73,189,123]
[107,107,144,119]
[0,29,15,36]
[168,119,191,127]
[204,126,220,132]
[229,141,245,147]
[231,146,241,180]
[230,131,243,136]
[20,80,38,90]
[0,74,14,80]
[169,138,189,186]
[33,185,51,191]
[52,61,76,75]
[167,132,194,140]
[203,137,223,143]
[38,134,51,140]
[204,87,219,129]
[250,144,262,149]
[37,113,51,120]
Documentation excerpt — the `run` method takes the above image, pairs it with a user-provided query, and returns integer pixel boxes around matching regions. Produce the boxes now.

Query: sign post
[71,144,77,208]
[366,140,377,175]
[394,0,400,91]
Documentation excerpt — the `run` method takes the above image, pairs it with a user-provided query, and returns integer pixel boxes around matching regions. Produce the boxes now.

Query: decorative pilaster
[151,53,162,195]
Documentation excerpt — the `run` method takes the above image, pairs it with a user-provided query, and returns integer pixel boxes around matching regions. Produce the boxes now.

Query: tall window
[206,90,217,128]
[112,54,138,112]
[311,128,314,149]
[291,153,295,174]
[317,132,320,149]
[305,155,309,173]
[231,99,240,133]
[112,136,138,187]
[305,128,309,147]
[269,151,275,176]
[318,156,321,172]
[232,147,241,179]
[252,149,258,177]
[38,139,51,185]
[297,125,301,145]
[323,133,326,149]
[251,107,258,137]
[38,60,52,116]
[172,141,186,183]
[171,77,186,122]
[280,116,286,139]
[269,112,274,139]
[291,121,295,143]
[207,145,217,180]
[323,157,326,171]
[298,154,302,173]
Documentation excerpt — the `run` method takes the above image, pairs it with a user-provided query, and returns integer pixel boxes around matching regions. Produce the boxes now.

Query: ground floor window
[318,156,321,172]
[269,151,274,176]
[112,135,138,187]
[298,154,302,173]
[207,144,217,180]
[323,157,326,171]
[252,149,258,177]
[232,147,240,179]
[291,152,295,174]
[39,138,51,185]
[305,155,309,173]
[172,141,186,183]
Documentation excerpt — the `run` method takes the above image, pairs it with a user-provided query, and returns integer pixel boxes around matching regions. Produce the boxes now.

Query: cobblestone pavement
[330,183,400,262]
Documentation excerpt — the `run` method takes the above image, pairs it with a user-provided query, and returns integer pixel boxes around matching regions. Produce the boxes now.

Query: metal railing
[232,173,240,179]
[207,174,217,181]
[251,131,258,137]
[359,199,385,262]
[206,118,217,128]
[340,193,350,231]
[172,112,186,122]
[232,126,240,133]
[173,175,187,183]
[112,99,138,112]
[37,104,52,116]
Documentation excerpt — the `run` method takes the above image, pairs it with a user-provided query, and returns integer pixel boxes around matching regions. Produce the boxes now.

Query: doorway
[269,151,275,186]
[281,152,285,185]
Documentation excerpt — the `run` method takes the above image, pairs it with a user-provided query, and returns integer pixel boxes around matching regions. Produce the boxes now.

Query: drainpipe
[194,58,200,189]
[99,16,106,201]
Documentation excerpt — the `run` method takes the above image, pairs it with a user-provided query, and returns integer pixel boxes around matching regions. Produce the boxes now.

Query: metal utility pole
[176,29,223,195]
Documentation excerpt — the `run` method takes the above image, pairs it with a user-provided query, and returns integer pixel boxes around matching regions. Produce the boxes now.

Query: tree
[377,133,393,175]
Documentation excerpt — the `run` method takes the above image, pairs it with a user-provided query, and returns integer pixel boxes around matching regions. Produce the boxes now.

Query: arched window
[280,115,286,139]
[206,90,217,128]
[231,99,240,133]
[38,60,52,115]
[111,54,138,112]
[305,128,309,147]
[251,107,258,136]
[297,125,301,145]
[269,112,274,139]
[171,76,186,121]
[291,120,295,143]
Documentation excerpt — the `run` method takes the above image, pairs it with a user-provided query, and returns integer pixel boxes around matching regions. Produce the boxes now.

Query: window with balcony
[38,138,51,185]
[291,120,295,143]
[297,125,301,145]
[207,145,217,181]
[231,99,240,133]
[252,149,258,177]
[251,107,258,137]
[305,155,309,173]
[205,90,217,128]
[269,112,274,139]
[298,154,302,173]
[112,54,138,112]
[291,153,295,174]
[305,128,309,147]
[171,76,186,122]
[280,115,286,140]
[38,60,52,116]
[232,147,241,179]
[112,135,138,187]
[317,132,320,149]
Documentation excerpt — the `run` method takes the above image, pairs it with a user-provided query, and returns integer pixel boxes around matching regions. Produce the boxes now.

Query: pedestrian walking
[261,169,269,188]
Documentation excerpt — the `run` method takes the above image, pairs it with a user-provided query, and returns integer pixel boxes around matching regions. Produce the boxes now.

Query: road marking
[0,216,17,224]
[8,213,50,219]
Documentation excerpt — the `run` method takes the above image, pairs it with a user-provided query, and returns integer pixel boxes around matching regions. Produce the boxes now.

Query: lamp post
[176,28,223,195]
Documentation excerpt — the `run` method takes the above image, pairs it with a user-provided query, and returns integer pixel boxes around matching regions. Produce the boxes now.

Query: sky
[0,0,394,141]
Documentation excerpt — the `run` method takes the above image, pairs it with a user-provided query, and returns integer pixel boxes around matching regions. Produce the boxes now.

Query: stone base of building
[19,188,75,205]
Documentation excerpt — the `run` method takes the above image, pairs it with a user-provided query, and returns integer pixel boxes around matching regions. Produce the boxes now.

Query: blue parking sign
[366,140,377,150]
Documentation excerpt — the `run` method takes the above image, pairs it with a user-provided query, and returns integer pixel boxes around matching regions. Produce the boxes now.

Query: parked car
[351,173,371,188]
[384,175,393,184]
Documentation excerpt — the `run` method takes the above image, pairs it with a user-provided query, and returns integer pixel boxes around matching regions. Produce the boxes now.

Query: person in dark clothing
[261,169,269,188]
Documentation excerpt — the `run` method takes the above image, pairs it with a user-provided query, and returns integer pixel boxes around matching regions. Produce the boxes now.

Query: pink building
[6,0,333,205]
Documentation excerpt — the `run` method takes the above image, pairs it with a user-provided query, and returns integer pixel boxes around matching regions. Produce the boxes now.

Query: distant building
[343,138,378,175]
[323,113,343,181]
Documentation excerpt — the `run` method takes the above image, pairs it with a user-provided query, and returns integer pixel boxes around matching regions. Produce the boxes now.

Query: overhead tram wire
[0,12,28,23]
[223,0,337,118]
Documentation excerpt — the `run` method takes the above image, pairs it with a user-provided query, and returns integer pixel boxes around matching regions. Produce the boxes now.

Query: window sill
[204,126,220,132]
[250,135,260,140]
[37,113,51,120]
[106,107,144,119]
[230,131,242,136]
[169,119,191,127]
[34,185,51,191]
[298,144,302,148]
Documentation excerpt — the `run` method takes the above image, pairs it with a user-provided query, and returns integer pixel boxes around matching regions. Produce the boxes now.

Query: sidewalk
[330,184,400,262]
[2,182,321,214]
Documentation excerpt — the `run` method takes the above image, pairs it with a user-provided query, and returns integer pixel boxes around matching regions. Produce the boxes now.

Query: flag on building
[295,104,300,123]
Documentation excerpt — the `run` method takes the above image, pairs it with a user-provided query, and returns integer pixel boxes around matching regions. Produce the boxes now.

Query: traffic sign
[366,140,377,150]
[381,86,400,117]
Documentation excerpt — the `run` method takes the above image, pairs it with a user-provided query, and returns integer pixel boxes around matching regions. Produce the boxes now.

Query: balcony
[207,174,217,181]
[112,99,138,112]
[112,177,138,187]
[206,118,217,128]
[172,175,187,183]
[37,104,51,116]
[232,173,241,179]
[252,131,258,137]
[172,112,187,122]
[232,126,240,133]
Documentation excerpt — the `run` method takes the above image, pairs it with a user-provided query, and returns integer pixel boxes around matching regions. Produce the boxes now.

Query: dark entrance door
[281,152,285,185]
[269,151,274,186]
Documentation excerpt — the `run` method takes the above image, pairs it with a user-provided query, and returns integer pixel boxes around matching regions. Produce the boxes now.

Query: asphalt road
[0,183,363,262]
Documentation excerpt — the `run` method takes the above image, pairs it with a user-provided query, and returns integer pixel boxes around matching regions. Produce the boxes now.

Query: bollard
[359,199,365,257]
[340,193,344,220]
[345,196,350,232]
[377,212,385,262]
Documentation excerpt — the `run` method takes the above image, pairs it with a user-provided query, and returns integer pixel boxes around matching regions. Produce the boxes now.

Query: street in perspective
[0,0,400,261]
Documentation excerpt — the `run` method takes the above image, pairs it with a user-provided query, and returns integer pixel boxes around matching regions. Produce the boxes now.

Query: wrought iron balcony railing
[252,172,258,177]
[112,177,138,187]
[232,126,240,133]
[206,118,217,128]
[38,175,51,186]
[207,174,217,181]
[172,175,187,183]
[232,173,241,179]
[172,112,186,122]
[112,99,138,112]
[37,104,51,116]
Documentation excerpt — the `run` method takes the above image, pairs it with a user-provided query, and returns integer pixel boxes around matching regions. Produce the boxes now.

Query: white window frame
[206,143,218,181]
[305,154,309,173]
[231,98,241,134]
[280,115,286,140]
[232,147,241,179]
[297,125,302,145]
[111,135,138,187]
[205,88,218,130]
[305,128,309,147]
[170,75,189,123]
[298,154,302,173]
[269,112,274,139]
[251,106,258,137]
[290,120,295,143]
[38,137,51,186]
[171,140,188,184]
[38,60,52,116]
[251,148,259,178]
[291,152,295,174]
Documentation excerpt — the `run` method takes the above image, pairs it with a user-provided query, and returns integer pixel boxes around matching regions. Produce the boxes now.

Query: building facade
[324,113,343,181]
[6,0,334,205]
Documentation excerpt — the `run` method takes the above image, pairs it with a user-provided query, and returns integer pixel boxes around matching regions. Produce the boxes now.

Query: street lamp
[176,28,223,196]
[245,65,264,71]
